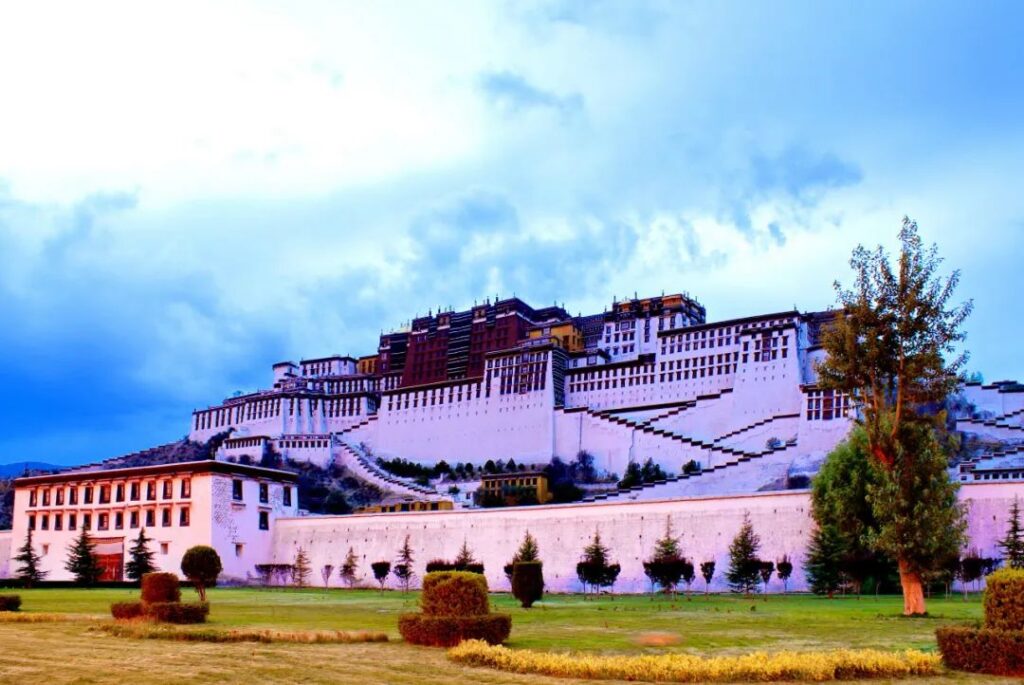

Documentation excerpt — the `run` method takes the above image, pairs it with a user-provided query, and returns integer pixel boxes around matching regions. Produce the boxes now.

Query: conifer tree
[998,496,1024,569]
[339,546,359,588]
[454,539,476,568]
[292,547,312,587]
[65,527,101,586]
[576,530,620,597]
[726,513,761,595]
[125,528,156,581]
[393,535,415,592]
[643,520,688,595]
[805,524,845,598]
[515,531,539,562]
[14,528,46,587]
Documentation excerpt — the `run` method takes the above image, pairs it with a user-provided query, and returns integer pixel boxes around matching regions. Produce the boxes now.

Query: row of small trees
[14,526,160,586]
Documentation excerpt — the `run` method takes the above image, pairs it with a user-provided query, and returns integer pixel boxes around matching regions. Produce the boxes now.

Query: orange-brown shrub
[141,573,181,604]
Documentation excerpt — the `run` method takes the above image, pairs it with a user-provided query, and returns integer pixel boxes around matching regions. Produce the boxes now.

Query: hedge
[145,602,209,624]
[984,568,1024,631]
[398,614,512,648]
[141,573,181,604]
[421,572,489,617]
[448,640,941,682]
[110,601,146,620]
[0,595,21,612]
[936,626,1024,676]
[511,561,544,608]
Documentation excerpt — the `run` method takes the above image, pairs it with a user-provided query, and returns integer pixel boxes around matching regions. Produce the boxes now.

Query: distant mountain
[0,461,63,478]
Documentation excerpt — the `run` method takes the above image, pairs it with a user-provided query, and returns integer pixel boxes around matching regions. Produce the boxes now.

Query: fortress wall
[270,481,1024,594]
[0,531,10,578]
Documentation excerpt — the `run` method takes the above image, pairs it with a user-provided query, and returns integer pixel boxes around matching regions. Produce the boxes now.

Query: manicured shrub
[181,546,222,602]
[511,561,543,608]
[398,614,511,648]
[420,572,489,617]
[984,568,1024,631]
[141,572,181,604]
[145,601,209,624]
[936,626,1024,676]
[110,601,146,620]
[425,559,454,573]
[449,641,941,681]
[0,595,22,612]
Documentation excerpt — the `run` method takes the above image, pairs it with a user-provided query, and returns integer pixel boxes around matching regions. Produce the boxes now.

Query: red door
[93,538,125,581]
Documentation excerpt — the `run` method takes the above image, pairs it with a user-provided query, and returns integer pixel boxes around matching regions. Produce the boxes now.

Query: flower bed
[447,641,941,682]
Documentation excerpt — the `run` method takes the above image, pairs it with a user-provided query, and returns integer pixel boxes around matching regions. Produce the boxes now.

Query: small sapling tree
[998,496,1024,569]
[643,520,687,595]
[181,545,222,602]
[292,548,312,587]
[777,555,793,594]
[759,560,775,596]
[393,535,416,593]
[576,530,621,598]
[321,564,334,589]
[700,560,716,595]
[371,561,391,591]
[340,547,359,588]
[726,513,762,595]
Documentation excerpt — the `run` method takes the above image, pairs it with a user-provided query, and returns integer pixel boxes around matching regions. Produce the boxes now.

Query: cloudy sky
[1,1,1022,466]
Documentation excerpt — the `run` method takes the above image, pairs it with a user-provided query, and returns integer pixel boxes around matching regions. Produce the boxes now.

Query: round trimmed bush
[421,571,489,617]
[141,572,181,604]
[110,601,145,620]
[984,568,1024,631]
[0,595,22,612]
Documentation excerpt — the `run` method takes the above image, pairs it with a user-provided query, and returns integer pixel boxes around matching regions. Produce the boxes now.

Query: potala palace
[3,292,1023,591]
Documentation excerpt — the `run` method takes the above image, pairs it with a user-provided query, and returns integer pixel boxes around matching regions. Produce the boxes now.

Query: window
[258,511,269,531]
[42,489,50,506]
[41,514,49,531]
[259,483,269,504]
[130,511,139,529]
[145,510,155,527]
[83,513,92,530]
[84,486,94,504]
[29,490,37,507]
[54,513,62,531]
[97,513,108,531]
[160,542,169,555]
[68,513,77,531]
[162,480,173,499]
[68,487,77,505]
[181,479,191,499]
[161,508,171,527]
[115,512,124,530]
[179,507,190,527]
[130,482,140,501]
[235,543,244,558]
[232,479,244,501]
[146,482,156,501]
[115,484,125,502]
[283,486,292,507]
[99,485,110,504]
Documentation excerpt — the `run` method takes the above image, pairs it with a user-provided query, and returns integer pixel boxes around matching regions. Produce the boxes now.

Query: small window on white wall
[235,543,244,558]
[160,542,169,555]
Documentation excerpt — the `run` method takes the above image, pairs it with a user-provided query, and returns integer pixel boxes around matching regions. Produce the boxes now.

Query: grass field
[0,588,1017,684]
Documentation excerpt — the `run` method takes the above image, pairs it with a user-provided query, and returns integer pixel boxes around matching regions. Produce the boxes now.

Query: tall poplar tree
[816,218,970,615]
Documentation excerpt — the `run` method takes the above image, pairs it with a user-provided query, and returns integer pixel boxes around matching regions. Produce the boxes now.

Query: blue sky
[1,1,1023,466]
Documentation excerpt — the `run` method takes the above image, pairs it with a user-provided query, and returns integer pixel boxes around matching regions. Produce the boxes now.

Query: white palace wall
[270,481,1024,595]
[0,531,10,579]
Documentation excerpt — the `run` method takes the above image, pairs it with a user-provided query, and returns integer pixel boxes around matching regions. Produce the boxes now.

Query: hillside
[0,462,61,478]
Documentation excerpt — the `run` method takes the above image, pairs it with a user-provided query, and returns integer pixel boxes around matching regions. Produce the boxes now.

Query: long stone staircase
[333,436,440,499]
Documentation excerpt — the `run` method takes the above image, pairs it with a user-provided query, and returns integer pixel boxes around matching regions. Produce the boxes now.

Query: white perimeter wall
[269,481,1024,594]
[0,531,10,579]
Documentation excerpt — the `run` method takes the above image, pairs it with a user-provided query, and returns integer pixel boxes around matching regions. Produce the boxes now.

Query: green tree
[14,528,46,587]
[181,545,222,601]
[776,556,793,594]
[576,530,621,597]
[292,547,311,587]
[65,527,101,586]
[700,560,715,595]
[998,497,1024,569]
[805,524,846,598]
[816,218,971,615]
[393,535,415,592]
[514,531,539,562]
[454,539,476,568]
[125,528,156,581]
[726,513,761,595]
[339,546,359,588]
[759,560,775,595]
[371,561,391,591]
[643,520,688,595]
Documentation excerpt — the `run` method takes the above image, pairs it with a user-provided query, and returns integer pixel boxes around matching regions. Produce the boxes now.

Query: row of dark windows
[28,479,190,508]
[28,507,190,532]
[232,479,293,507]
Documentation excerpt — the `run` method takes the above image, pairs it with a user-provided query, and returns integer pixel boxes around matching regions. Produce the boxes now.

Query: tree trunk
[898,558,926,616]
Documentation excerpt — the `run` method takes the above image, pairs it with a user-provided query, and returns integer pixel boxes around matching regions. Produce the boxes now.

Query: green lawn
[0,588,1016,684]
